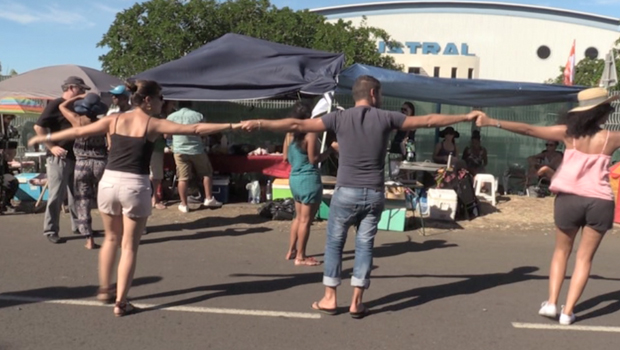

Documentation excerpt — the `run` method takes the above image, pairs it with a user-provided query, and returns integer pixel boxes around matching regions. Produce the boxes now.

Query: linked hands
[240,120,261,132]
[463,110,496,127]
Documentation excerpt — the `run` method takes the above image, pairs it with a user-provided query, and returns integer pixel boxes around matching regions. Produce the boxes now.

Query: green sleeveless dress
[288,142,323,204]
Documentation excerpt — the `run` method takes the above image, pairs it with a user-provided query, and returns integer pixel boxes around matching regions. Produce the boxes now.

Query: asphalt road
[1,205,620,350]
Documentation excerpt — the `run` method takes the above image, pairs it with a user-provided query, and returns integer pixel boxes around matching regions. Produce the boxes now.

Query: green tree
[547,40,620,88]
[9,69,18,76]
[97,0,402,78]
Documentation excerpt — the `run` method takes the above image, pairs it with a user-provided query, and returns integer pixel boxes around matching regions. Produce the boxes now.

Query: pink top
[549,131,614,201]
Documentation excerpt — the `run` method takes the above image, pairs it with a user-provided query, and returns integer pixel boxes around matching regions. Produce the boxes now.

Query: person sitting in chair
[527,140,563,184]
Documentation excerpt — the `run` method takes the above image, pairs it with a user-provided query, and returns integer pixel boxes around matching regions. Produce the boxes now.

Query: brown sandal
[114,301,137,317]
[96,287,115,304]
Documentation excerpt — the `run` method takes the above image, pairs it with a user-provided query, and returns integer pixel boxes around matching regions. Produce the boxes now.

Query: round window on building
[585,47,599,59]
[537,45,551,59]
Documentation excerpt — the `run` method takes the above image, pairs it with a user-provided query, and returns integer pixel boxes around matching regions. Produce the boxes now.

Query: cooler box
[212,177,230,204]
[318,195,408,231]
[14,173,48,202]
[272,178,293,200]
[427,188,458,221]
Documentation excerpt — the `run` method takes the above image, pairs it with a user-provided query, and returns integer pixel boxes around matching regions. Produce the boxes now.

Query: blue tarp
[133,33,345,101]
[338,64,585,107]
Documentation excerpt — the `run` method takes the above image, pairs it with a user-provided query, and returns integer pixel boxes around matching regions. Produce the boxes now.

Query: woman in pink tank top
[477,87,619,325]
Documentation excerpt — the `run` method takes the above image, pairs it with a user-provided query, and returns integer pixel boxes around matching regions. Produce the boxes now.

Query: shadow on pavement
[310,237,458,260]
[145,214,270,234]
[575,287,620,321]
[140,226,272,245]
[0,276,163,309]
[132,269,353,313]
[365,266,543,314]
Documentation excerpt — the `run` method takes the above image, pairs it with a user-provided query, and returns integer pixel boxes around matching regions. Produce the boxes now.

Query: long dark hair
[290,101,313,144]
[402,101,415,116]
[559,103,615,138]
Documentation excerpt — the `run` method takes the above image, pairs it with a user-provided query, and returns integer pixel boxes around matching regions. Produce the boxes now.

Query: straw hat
[569,87,619,113]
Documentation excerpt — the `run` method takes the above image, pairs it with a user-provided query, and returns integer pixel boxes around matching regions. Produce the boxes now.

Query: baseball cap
[63,76,91,90]
[109,85,130,96]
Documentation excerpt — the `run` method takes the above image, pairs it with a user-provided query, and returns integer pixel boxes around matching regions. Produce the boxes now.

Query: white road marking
[0,295,321,319]
[512,322,620,332]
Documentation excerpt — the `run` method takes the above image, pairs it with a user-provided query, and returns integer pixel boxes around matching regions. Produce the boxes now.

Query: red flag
[564,40,576,86]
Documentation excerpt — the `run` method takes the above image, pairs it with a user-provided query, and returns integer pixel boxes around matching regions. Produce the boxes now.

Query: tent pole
[434,103,442,144]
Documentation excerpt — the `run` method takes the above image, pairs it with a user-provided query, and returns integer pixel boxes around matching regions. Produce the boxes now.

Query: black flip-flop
[311,302,337,316]
[350,307,370,319]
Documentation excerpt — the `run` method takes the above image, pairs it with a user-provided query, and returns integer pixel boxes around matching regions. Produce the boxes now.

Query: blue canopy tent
[133,33,345,101]
[337,64,584,107]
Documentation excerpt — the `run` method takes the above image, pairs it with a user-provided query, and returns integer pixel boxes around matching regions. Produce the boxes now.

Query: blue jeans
[323,186,385,289]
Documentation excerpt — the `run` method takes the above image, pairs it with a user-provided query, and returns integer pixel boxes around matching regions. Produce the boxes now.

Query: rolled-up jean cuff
[351,276,370,289]
[323,276,341,287]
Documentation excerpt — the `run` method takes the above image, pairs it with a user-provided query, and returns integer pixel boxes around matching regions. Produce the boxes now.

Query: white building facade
[312,1,620,83]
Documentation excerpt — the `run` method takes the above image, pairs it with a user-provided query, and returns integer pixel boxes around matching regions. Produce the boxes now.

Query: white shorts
[98,170,152,218]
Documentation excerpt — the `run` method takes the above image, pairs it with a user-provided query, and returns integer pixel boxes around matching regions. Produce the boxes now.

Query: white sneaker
[203,197,222,208]
[538,301,557,318]
[178,204,189,213]
[559,307,575,325]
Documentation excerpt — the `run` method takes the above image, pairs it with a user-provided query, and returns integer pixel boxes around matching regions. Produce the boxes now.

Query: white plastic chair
[473,173,497,207]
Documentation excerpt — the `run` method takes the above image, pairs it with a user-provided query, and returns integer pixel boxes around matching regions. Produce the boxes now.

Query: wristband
[46,133,51,141]
[258,121,262,131]
[496,120,502,129]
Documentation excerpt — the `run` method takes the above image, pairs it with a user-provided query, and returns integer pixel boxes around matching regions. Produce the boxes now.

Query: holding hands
[466,110,486,121]
[240,120,262,132]
[475,113,497,128]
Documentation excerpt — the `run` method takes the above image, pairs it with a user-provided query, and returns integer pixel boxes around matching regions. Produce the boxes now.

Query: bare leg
[151,178,164,208]
[537,166,555,181]
[99,213,123,290]
[115,215,147,307]
[350,287,365,313]
[547,226,579,306]
[178,180,189,207]
[203,176,213,199]
[313,286,337,310]
[563,226,606,315]
[296,202,320,261]
[286,201,302,260]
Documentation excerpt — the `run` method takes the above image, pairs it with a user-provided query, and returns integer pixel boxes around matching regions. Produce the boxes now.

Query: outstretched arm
[59,94,91,127]
[400,111,482,130]
[29,117,113,146]
[153,119,240,136]
[476,114,566,141]
[241,118,326,133]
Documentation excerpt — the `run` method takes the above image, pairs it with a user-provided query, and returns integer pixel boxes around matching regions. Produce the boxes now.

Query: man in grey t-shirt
[241,75,482,318]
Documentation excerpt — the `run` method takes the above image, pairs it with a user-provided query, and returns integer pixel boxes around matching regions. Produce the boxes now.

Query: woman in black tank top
[29,80,241,317]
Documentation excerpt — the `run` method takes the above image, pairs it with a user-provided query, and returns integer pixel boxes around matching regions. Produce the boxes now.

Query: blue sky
[1,0,620,75]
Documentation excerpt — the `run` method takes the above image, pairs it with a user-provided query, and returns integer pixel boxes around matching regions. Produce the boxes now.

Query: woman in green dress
[283,102,336,266]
